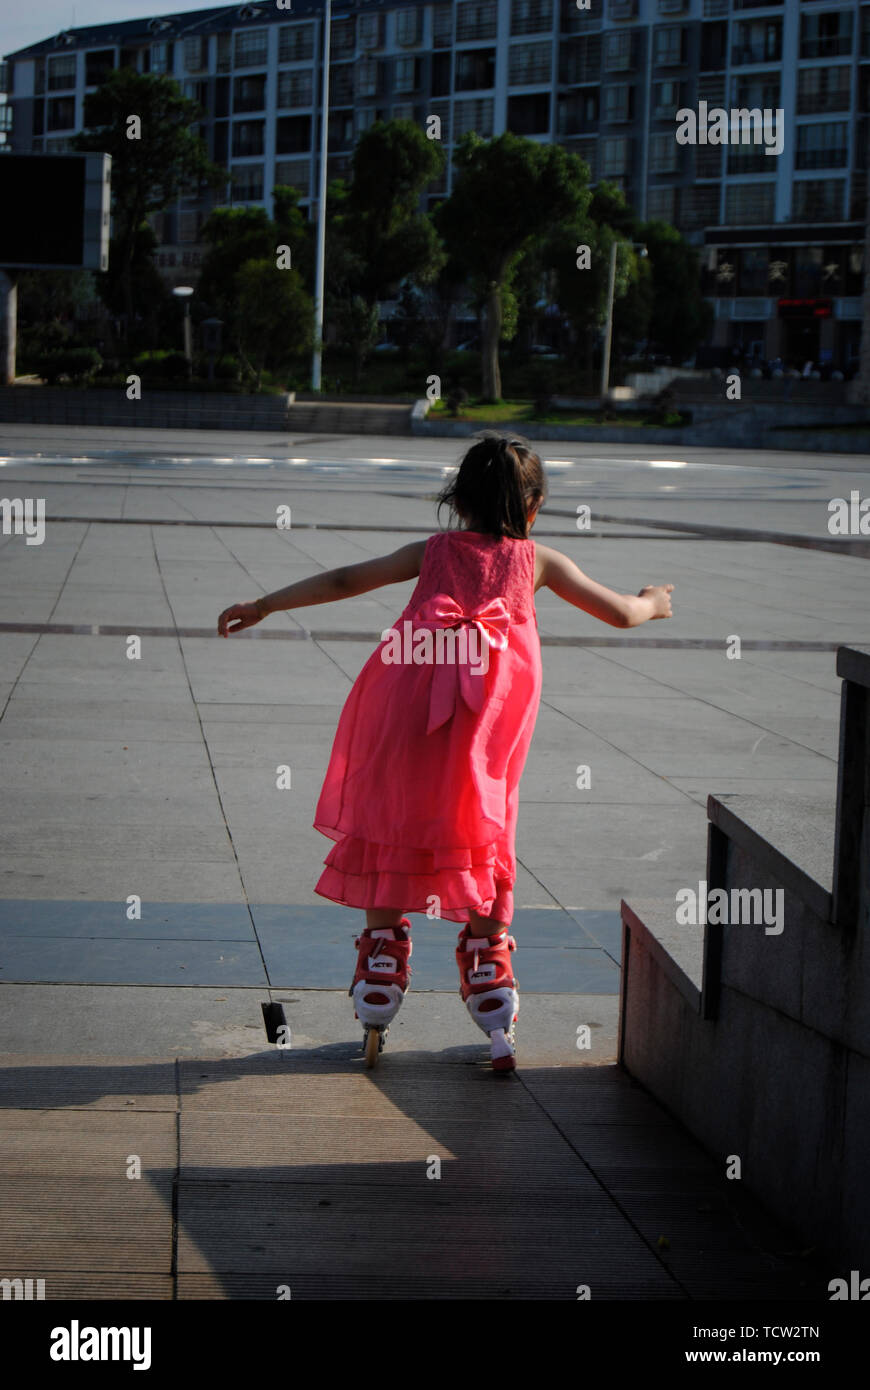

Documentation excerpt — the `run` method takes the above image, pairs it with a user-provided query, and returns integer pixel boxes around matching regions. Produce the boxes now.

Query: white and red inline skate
[455,924,519,1072]
[349,920,412,1068]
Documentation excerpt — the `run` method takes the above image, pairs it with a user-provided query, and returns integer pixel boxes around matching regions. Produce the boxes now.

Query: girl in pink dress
[218,434,674,1071]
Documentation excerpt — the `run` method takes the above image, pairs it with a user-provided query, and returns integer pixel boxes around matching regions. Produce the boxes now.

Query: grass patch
[427,398,687,428]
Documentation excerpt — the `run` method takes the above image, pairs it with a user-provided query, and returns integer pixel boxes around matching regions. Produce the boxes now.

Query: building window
[654,26,686,66]
[647,186,677,221]
[724,181,775,224]
[800,10,853,61]
[508,41,550,85]
[275,158,311,194]
[732,19,782,65]
[357,107,378,135]
[276,113,312,154]
[47,56,76,90]
[358,14,384,49]
[277,69,313,108]
[328,110,354,147]
[557,88,598,136]
[455,49,496,90]
[609,0,638,18]
[432,52,452,96]
[47,96,75,129]
[601,136,630,175]
[396,9,421,45]
[649,131,678,173]
[604,32,633,72]
[85,50,114,87]
[330,64,354,105]
[456,2,498,42]
[797,66,851,115]
[454,97,494,138]
[652,80,683,120]
[234,74,266,112]
[279,24,314,64]
[795,122,849,170]
[507,92,550,134]
[731,72,780,111]
[560,36,602,84]
[395,56,420,94]
[150,42,171,75]
[183,37,206,72]
[232,120,264,157]
[331,17,355,55]
[603,84,632,122]
[682,183,720,228]
[791,179,845,222]
[234,29,268,68]
[232,163,264,202]
[357,58,381,98]
[217,33,231,73]
[179,211,201,242]
[433,6,453,47]
[511,0,552,36]
[700,21,727,70]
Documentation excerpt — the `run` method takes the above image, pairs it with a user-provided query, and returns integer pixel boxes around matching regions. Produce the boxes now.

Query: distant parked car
[374,341,400,352]
[455,337,480,352]
[530,344,559,358]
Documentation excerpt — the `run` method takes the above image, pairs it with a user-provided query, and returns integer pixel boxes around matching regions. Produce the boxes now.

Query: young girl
[218,434,673,1072]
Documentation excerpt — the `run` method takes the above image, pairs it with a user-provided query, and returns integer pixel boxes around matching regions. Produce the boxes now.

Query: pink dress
[313,529,542,925]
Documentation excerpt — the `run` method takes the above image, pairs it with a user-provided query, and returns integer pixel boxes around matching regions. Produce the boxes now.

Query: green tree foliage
[73,69,225,327]
[233,258,314,389]
[635,220,713,362]
[435,132,588,400]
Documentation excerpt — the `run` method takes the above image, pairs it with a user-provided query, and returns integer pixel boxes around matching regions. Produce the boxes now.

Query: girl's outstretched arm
[535,543,673,628]
[218,539,428,636]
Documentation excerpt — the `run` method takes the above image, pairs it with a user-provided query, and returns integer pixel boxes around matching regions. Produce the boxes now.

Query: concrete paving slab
[0,899,255,940]
[0,936,267,986]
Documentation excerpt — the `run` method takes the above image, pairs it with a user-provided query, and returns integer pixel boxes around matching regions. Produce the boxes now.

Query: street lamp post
[172,285,194,379]
[600,241,647,402]
[311,0,331,392]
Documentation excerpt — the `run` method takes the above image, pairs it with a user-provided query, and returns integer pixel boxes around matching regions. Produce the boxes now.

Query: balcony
[732,42,782,65]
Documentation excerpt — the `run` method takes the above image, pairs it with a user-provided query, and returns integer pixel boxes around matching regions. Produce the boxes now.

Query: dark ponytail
[437,432,547,539]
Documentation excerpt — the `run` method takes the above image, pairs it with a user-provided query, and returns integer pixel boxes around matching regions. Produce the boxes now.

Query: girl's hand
[217,599,264,636]
[638,583,674,620]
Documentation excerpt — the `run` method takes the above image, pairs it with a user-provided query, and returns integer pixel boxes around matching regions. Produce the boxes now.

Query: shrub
[32,346,102,385]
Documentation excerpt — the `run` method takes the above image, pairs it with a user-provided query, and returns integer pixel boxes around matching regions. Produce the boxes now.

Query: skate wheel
[364,1026,381,1069]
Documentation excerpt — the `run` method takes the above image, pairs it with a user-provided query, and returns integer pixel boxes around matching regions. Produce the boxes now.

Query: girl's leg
[467,908,510,938]
[365,908,406,932]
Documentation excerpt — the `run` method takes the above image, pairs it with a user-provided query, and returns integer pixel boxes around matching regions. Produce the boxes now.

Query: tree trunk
[848,174,870,404]
[481,279,502,402]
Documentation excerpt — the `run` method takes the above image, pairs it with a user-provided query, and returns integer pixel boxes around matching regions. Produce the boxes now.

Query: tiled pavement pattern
[0,427,865,1298]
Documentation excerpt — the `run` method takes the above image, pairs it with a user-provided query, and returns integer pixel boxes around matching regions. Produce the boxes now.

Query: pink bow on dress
[413,593,511,733]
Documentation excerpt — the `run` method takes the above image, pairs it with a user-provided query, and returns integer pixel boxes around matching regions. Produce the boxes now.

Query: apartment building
[3,0,868,367]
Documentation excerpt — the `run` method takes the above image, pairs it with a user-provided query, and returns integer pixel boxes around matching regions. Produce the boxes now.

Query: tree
[73,69,226,329]
[635,220,713,363]
[344,119,446,301]
[233,259,313,389]
[436,132,588,400]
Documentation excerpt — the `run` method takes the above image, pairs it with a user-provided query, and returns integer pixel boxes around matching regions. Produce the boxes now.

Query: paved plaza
[0,424,867,1298]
